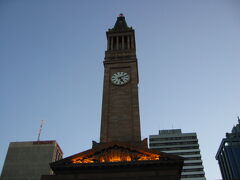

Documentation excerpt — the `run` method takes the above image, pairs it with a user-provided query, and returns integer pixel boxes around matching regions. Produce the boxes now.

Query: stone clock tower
[42,14,183,180]
[100,14,141,143]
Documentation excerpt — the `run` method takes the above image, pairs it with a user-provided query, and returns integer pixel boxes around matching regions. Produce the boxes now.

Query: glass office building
[216,118,240,180]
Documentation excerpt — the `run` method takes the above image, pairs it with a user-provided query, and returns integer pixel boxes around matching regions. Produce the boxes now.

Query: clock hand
[118,75,127,78]
[119,77,124,82]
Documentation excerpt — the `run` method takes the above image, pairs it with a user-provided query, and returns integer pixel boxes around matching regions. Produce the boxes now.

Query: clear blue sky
[1,0,240,179]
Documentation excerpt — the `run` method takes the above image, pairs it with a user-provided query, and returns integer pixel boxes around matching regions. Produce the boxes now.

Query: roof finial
[119,13,124,17]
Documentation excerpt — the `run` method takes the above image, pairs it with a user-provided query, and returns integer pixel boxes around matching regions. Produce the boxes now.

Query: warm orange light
[109,156,121,162]
[138,155,159,161]
[107,155,131,162]
[71,148,161,164]
[72,158,94,164]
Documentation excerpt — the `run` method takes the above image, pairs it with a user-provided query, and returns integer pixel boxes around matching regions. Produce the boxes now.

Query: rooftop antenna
[37,120,45,141]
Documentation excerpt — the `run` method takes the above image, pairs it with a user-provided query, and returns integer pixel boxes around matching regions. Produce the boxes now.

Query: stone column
[111,36,113,50]
[131,36,134,49]
[122,36,124,49]
[116,36,119,50]
[107,37,110,50]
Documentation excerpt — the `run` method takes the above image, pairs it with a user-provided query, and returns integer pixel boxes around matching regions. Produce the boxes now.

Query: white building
[149,129,206,180]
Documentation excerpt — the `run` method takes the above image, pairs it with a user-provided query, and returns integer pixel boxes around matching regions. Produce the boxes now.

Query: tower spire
[105,15,136,61]
[113,13,129,31]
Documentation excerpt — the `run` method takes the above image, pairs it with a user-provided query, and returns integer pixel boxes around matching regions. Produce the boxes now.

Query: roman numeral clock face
[111,72,130,85]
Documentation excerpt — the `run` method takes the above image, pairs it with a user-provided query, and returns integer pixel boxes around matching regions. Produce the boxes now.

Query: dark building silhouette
[41,14,183,180]
[216,117,240,180]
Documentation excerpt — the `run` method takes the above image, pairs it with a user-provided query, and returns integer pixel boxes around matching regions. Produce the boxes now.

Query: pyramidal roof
[112,13,131,31]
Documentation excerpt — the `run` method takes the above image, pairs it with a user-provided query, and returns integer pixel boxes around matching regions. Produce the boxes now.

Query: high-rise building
[1,140,63,180]
[149,129,206,180]
[42,14,184,180]
[216,118,240,180]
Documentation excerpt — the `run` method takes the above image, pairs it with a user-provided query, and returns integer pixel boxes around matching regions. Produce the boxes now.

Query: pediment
[51,142,182,170]
[71,144,160,164]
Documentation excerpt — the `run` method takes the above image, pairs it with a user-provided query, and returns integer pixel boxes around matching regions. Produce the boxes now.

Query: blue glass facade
[216,118,240,180]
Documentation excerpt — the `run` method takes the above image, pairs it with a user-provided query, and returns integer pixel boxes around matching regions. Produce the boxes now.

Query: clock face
[111,72,130,85]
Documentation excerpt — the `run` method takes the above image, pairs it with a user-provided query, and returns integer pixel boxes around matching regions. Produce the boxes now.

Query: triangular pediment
[50,141,183,172]
[71,144,160,164]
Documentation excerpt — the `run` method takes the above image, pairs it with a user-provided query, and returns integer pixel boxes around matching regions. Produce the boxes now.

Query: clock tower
[42,15,183,180]
[100,14,141,143]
